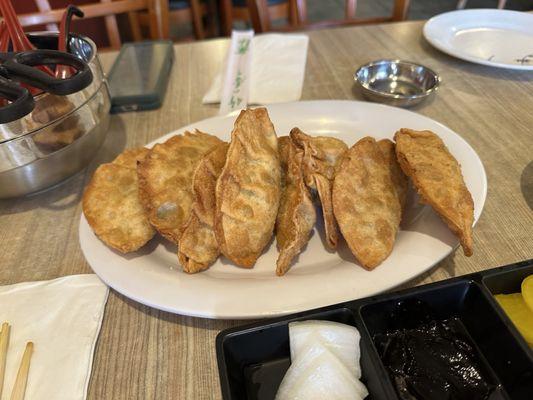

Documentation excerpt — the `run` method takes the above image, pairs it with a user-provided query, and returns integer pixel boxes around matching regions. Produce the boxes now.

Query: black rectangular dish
[216,259,533,400]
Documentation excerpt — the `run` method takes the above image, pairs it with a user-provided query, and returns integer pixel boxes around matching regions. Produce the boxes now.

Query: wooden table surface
[1,20,532,399]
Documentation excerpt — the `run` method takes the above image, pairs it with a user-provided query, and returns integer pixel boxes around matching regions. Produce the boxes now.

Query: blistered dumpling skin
[275,138,316,276]
[137,131,223,243]
[332,137,401,270]
[178,143,229,273]
[214,108,282,267]
[394,128,474,256]
[290,128,348,249]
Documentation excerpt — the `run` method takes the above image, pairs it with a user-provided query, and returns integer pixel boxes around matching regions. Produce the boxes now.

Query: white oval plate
[423,9,533,70]
[79,101,487,319]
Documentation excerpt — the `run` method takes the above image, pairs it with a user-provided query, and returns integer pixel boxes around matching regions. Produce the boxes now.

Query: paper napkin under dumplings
[0,274,108,400]
[203,33,309,106]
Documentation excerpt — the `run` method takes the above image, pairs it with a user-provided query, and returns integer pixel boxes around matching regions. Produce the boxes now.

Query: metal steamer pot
[0,32,110,198]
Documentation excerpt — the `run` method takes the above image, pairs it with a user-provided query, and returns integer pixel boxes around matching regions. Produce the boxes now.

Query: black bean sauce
[374,300,497,400]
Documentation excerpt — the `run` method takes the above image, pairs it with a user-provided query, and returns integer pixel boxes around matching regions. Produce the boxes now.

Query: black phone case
[108,40,173,113]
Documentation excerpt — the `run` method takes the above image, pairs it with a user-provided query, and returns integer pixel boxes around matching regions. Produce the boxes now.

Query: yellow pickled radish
[494,293,533,347]
[521,275,533,313]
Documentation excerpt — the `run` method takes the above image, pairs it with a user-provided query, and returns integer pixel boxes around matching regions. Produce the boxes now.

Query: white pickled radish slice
[275,320,368,400]
[275,344,368,400]
[289,320,362,378]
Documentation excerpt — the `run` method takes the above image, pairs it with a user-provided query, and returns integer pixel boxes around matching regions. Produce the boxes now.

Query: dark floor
[306,0,533,21]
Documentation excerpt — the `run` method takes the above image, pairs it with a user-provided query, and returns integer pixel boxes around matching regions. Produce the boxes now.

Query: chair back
[21,0,164,49]
[248,0,411,33]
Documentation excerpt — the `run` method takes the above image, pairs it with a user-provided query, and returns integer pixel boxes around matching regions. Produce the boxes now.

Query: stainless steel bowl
[354,60,440,107]
[0,33,110,198]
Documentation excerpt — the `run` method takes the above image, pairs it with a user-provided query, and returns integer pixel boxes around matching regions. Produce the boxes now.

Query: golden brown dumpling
[290,128,347,249]
[178,143,229,273]
[83,163,155,253]
[214,108,282,267]
[275,138,316,276]
[332,137,401,270]
[377,139,409,210]
[394,128,474,256]
[137,131,223,243]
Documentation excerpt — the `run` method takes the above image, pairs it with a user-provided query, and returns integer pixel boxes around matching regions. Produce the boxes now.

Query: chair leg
[457,0,467,9]
[149,0,169,39]
[294,0,307,24]
[100,0,122,48]
[190,0,205,39]
[205,0,218,36]
[497,0,506,8]
[247,0,270,32]
[128,12,143,41]
[220,0,233,36]
[391,0,410,21]
[288,0,298,26]
[345,0,356,19]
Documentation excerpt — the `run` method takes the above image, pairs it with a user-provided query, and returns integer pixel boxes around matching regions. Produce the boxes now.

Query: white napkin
[0,274,108,400]
[203,33,309,105]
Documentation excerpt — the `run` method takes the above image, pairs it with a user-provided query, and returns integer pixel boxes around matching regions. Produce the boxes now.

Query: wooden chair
[144,0,216,40]
[20,0,165,50]
[220,0,299,36]
[248,0,411,33]
[34,0,58,31]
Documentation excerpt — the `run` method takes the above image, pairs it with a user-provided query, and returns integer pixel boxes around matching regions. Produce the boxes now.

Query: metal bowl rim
[27,31,98,62]
[0,79,108,146]
[0,80,110,174]
[354,59,441,100]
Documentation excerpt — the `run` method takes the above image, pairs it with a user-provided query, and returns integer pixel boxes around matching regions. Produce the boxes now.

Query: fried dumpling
[113,147,150,170]
[83,147,154,253]
[290,128,347,249]
[215,108,282,268]
[83,163,155,253]
[276,138,316,276]
[278,136,291,179]
[394,128,474,256]
[332,137,401,270]
[277,135,291,198]
[377,139,409,210]
[137,131,223,243]
[178,143,229,273]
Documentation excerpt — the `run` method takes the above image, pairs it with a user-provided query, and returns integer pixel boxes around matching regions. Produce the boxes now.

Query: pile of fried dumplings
[82,108,474,276]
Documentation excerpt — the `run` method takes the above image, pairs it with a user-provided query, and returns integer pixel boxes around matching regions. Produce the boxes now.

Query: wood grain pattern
[0,20,532,399]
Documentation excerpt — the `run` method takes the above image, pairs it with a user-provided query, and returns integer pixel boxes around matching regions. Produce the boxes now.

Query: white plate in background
[424,9,533,70]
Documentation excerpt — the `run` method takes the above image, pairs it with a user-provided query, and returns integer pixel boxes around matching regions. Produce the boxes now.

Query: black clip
[4,49,93,95]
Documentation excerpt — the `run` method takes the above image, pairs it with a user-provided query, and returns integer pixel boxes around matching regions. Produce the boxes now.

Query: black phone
[107,40,174,113]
